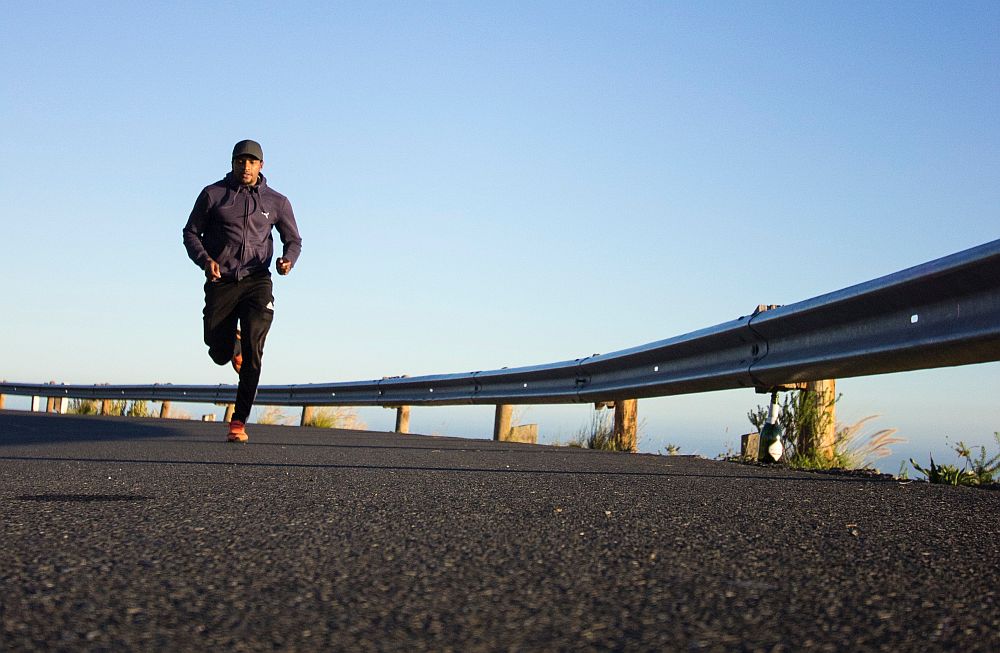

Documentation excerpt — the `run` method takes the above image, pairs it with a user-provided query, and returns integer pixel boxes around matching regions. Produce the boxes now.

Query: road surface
[1,411,997,651]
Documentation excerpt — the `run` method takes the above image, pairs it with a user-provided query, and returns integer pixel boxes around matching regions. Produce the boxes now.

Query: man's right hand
[204,259,221,281]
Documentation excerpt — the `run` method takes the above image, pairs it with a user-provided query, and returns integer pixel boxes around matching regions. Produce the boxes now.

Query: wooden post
[395,406,411,434]
[613,399,638,453]
[101,399,112,416]
[46,396,56,413]
[31,397,41,412]
[300,406,314,427]
[741,433,760,461]
[508,424,538,444]
[224,404,236,422]
[58,397,68,414]
[159,401,172,419]
[804,379,837,460]
[0,394,5,410]
[493,404,513,441]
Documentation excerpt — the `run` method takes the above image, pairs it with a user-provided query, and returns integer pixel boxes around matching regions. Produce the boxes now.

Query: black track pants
[203,272,274,423]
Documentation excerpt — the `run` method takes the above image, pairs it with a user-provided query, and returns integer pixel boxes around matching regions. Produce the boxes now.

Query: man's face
[232,156,263,186]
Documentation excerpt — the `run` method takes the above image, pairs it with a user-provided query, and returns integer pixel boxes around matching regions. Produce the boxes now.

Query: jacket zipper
[239,188,249,279]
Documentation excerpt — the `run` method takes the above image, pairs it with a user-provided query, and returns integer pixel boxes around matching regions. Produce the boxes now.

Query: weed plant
[748,392,903,470]
[748,390,838,461]
[909,433,1000,486]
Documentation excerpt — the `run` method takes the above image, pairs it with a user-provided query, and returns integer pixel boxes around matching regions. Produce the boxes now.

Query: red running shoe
[227,420,248,442]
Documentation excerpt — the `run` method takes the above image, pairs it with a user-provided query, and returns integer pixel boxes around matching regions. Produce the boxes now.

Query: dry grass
[67,399,100,415]
[257,406,293,425]
[303,407,366,430]
[836,415,905,469]
[790,414,904,470]
[567,410,625,451]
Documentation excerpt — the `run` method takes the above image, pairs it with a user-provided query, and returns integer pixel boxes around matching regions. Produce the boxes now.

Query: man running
[182,139,302,442]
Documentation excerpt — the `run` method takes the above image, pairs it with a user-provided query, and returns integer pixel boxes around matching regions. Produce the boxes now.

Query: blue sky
[3,1,998,471]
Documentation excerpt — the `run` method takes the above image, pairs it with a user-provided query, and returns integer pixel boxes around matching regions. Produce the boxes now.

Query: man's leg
[232,275,274,423]
[203,280,241,366]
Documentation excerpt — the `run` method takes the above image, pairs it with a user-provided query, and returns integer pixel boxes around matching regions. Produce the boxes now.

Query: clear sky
[3,1,998,472]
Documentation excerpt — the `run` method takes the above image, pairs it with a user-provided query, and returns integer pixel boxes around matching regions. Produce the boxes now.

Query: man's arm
[182,190,213,268]
[274,195,302,275]
[183,190,222,280]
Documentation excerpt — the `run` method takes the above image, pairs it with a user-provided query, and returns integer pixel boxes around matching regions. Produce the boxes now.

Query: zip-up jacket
[183,172,302,280]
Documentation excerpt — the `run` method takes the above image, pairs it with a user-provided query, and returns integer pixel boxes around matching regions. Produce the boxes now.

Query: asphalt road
[0,411,997,652]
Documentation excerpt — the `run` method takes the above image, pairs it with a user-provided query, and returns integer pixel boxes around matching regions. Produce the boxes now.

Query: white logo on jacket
[261,211,270,219]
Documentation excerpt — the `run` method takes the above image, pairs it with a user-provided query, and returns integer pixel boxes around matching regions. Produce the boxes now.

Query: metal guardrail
[4,238,1000,408]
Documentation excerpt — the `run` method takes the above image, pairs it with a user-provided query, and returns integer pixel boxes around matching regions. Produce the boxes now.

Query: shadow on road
[0,411,182,445]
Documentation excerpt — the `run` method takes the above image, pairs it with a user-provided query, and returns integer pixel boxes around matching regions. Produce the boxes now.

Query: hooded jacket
[183,172,302,281]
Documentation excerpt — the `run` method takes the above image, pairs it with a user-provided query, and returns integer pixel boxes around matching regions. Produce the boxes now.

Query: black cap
[232,139,263,160]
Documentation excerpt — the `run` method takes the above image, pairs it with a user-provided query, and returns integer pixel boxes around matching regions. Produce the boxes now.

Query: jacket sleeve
[275,195,303,265]
[182,189,212,268]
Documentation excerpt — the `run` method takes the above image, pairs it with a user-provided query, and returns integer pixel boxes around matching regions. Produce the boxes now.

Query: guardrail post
[804,379,837,459]
[224,404,236,422]
[493,404,513,441]
[32,396,41,412]
[395,406,411,434]
[58,397,68,414]
[159,401,172,419]
[613,399,638,452]
[0,393,5,410]
[300,406,314,427]
[45,381,56,413]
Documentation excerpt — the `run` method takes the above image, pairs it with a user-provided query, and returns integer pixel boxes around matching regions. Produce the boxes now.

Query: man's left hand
[276,257,293,275]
